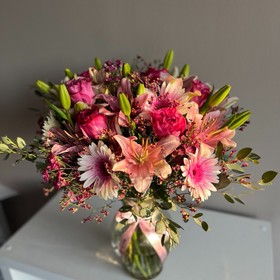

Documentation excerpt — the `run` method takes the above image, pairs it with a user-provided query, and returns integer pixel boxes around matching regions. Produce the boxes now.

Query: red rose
[66,77,94,104]
[76,108,108,139]
[151,107,186,137]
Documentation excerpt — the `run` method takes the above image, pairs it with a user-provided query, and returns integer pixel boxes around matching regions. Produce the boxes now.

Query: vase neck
[123,196,157,219]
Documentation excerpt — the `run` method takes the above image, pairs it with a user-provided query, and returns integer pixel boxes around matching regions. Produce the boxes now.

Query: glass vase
[111,196,170,279]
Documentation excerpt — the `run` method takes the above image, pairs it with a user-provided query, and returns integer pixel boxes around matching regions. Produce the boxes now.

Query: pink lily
[112,135,180,193]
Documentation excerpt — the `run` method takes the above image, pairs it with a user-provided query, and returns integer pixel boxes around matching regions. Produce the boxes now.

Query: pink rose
[76,108,108,139]
[190,79,211,108]
[66,77,94,104]
[151,107,186,137]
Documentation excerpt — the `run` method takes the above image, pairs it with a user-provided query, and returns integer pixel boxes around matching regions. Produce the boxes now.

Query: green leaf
[168,219,183,230]
[169,228,179,244]
[120,218,128,225]
[193,213,203,219]
[3,153,10,160]
[158,201,172,210]
[208,85,231,108]
[214,173,231,190]
[193,218,202,226]
[241,181,263,190]
[168,222,178,234]
[247,152,260,164]
[261,171,278,184]
[226,110,251,130]
[118,205,132,213]
[16,137,26,149]
[226,163,244,174]
[161,234,166,246]
[46,100,68,120]
[237,148,252,160]
[155,220,166,234]
[234,196,245,205]
[215,142,223,159]
[201,221,209,232]
[224,193,235,203]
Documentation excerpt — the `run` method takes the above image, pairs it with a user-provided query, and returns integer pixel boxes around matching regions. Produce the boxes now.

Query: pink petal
[114,135,138,159]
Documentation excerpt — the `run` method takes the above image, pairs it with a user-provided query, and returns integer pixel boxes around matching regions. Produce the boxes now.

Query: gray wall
[1,0,280,277]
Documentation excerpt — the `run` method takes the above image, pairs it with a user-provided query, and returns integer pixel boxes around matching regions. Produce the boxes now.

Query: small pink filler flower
[78,141,118,200]
[181,147,220,201]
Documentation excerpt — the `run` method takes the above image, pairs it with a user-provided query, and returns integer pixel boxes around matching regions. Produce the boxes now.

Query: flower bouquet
[0,50,277,279]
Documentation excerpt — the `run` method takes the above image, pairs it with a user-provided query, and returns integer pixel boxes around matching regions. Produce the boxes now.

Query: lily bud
[225,110,251,130]
[209,85,231,108]
[119,93,131,119]
[123,63,131,77]
[95,57,102,70]
[59,84,71,110]
[74,102,89,113]
[163,49,174,71]
[36,80,51,94]
[65,68,74,79]
[180,64,190,78]
[136,83,146,96]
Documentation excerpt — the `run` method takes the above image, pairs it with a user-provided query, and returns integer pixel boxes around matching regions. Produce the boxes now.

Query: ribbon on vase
[116,211,168,263]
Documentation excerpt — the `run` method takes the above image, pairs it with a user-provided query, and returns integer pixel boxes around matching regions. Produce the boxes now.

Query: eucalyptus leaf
[241,182,263,190]
[118,205,132,213]
[169,228,179,244]
[237,148,252,160]
[193,213,203,219]
[234,196,245,205]
[248,153,261,164]
[158,201,172,210]
[224,193,235,204]
[161,234,166,246]
[168,219,183,230]
[214,173,231,190]
[155,220,166,235]
[201,221,209,232]
[226,163,244,174]
[261,171,278,184]
[193,217,202,226]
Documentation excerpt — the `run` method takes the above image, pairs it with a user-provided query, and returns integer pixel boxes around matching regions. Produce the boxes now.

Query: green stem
[133,253,148,278]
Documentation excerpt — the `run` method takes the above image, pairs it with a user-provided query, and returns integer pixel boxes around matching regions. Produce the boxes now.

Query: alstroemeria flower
[112,135,180,193]
[181,145,220,202]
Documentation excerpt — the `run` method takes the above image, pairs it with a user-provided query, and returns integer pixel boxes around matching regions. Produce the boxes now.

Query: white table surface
[0,193,274,280]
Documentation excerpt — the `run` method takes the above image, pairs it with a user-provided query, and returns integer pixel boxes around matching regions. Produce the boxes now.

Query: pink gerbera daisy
[181,147,220,201]
[78,141,119,200]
